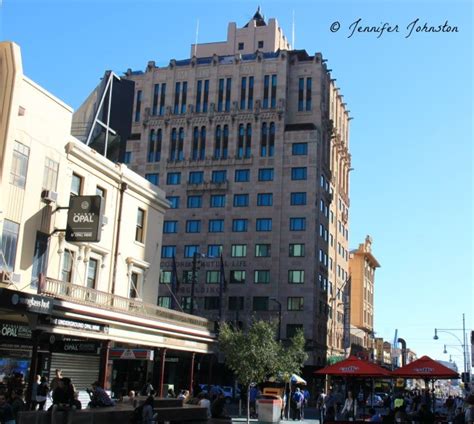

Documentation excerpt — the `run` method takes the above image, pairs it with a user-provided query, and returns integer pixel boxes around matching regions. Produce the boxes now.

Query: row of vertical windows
[152,83,166,116]
[173,81,188,114]
[195,79,209,113]
[298,77,312,112]
[147,122,277,163]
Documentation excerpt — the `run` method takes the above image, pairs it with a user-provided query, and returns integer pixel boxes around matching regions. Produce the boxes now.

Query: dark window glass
[253,296,269,311]
[298,78,304,111]
[238,42,244,50]
[195,80,202,113]
[187,195,202,208]
[186,220,201,233]
[258,40,264,48]
[161,246,176,258]
[306,77,312,111]
[167,196,180,209]
[263,75,269,109]
[233,194,249,207]
[152,84,160,115]
[159,83,166,115]
[256,218,272,232]
[290,217,306,231]
[166,172,181,185]
[257,193,273,206]
[208,219,224,233]
[292,142,308,155]
[145,173,159,186]
[210,195,226,208]
[225,78,231,112]
[235,169,250,182]
[291,167,307,180]
[203,80,209,112]
[240,77,247,110]
[258,168,274,181]
[184,245,199,258]
[290,192,306,205]
[232,219,248,232]
[248,77,254,109]
[255,244,271,257]
[135,90,142,121]
[271,75,277,108]
[174,82,180,114]
[1,220,19,272]
[229,296,244,311]
[230,270,246,284]
[136,208,145,242]
[204,297,220,310]
[212,170,227,183]
[218,78,224,112]
[188,171,204,184]
[163,221,178,233]
[289,244,305,257]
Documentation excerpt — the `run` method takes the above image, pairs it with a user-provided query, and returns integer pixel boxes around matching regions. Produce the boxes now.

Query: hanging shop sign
[66,195,103,242]
[0,288,53,315]
[109,348,154,360]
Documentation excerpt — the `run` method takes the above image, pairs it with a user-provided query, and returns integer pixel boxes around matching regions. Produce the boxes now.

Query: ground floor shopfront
[0,286,216,404]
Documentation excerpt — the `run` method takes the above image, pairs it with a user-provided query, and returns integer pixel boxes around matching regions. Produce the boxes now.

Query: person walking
[142,395,157,424]
[341,390,357,421]
[0,392,15,424]
[324,388,337,421]
[291,387,304,420]
[36,376,49,411]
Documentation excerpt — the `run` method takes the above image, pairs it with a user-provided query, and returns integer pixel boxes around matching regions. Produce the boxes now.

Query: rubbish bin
[257,394,282,423]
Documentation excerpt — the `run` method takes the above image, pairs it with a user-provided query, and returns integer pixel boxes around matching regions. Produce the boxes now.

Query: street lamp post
[433,313,468,376]
[269,297,282,341]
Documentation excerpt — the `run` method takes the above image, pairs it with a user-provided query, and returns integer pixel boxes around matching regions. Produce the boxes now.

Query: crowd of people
[315,386,474,423]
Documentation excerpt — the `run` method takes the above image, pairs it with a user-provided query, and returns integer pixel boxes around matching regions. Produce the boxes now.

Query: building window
[263,75,269,109]
[290,192,307,205]
[218,78,224,112]
[225,78,232,112]
[306,77,312,111]
[291,167,307,180]
[134,90,142,121]
[145,173,159,186]
[210,195,226,208]
[289,244,305,257]
[70,173,82,196]
[129,272,139,299]
[298,78,312,111]
[258,168,274,181]
[288,297,304,311]
[292,142,308,155]
[271,75,277,108]
[289,270,305,284]
[204,297,220,310]
[256,218,272,232]
[195,80,202,113]
[268,122,275,157]
[207,244,222,257]
[148,128,162,162]
[233,194,249,207]
[248,76,254,110]
[257,193,273,206]
[123,152,131,164]
[96,186,106,203]
[188,171,204,184]
[206,271,221,284]
[61,249,74,282]
[182,270,193,284]
[203,80,209,112]
[159,83,166,115]
[160,271,172,284]
[287,324,303,338]
[174,82,180,114]
[290,217,306,231]
[166,172,181,185]
[229,296,244,311]
[231,244,247,258]
[232,219,248,232]
[42,157,59,191]
[212,170,227,183]
[152,84,160,115]
[230,270,246,284]
[1,220,19,271]
[181,296,192,312]
[254,270,270,284]
[163,221,177,233]
[298,78,304,112]
[255,244,271,257]
[240,77,247,110]
[135,208,145,242]
[184,245,199,258]
[158,296,172,309]
[258,40,264,48]
[187,195,202,208]
[186,220,201,233]
[86,258,98,289]
[253,296,269,311]
[214,125,222,159]
[235,169,250,182]
[237,124,244,159]
[208,219,224,233]
[238,42,244,50]
[167,196,180,209]
[161,245,176,258]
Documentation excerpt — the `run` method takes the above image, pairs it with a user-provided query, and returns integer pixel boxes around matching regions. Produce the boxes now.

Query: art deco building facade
[74,10,352,367]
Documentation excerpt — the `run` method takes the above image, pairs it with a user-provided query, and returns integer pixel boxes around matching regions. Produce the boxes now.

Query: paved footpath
[228,405,323,424]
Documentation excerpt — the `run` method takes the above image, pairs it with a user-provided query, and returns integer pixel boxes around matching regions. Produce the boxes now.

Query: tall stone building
[74,9,352,367]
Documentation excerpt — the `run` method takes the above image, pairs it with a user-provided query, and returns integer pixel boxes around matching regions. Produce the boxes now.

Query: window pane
[255,244,271,257]
[0,220,20,272]
[10,141,30,189]
[230,270,246,284]
[231,245,247,257]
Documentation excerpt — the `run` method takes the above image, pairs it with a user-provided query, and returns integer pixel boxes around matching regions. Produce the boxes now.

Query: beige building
[349,236,380,350]
[0,41,214,399]
[73,10,352,368]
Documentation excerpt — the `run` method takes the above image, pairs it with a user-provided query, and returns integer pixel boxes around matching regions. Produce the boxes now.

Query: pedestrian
[341,390,357,421]
[211,393,229,419]
[290,387,304,420]
[50,369,63,393]
[142,395,157,424]
[36,376,49,411]
[10,389,26,421]
[197,392,211,418]
[249,385,259,418]
[141,380,154,396]
[88,381,114,407]
[30,374,41,410]
[0,392,15,424]
[368,407,383,422]
[324,388,337,421]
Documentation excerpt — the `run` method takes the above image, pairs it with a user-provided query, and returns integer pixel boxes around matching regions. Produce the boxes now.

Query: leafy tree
[219,320,279,423]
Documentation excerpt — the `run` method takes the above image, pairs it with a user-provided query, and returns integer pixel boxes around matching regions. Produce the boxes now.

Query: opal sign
[66,195,103,242]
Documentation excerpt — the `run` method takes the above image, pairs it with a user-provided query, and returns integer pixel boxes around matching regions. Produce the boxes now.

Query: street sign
[66,195,103,242]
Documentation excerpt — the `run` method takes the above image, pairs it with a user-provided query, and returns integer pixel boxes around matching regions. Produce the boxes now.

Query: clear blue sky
[2,0,472,367]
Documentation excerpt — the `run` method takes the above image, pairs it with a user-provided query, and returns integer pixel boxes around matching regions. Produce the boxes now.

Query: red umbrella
[391,355,459,379]
[314,355,391,377]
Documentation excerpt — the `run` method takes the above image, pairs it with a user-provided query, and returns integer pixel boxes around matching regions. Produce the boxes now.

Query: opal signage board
[66,195,102,242]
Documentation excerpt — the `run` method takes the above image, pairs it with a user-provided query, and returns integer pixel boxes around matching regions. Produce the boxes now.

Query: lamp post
[433,313,468,376]
[269,297,282,341]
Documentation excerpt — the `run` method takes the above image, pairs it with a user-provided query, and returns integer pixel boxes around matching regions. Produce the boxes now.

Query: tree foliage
[276,328,308,381]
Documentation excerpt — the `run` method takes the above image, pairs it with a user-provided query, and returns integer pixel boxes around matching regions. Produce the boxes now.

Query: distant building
[0,41,214,401]
[349,236,380,351]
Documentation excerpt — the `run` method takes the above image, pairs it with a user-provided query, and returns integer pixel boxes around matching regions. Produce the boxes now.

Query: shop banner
[109,348,154,360]
[0,321,32,339]
[52,340,101,354]
[40,316,109,333]
[0,288,53,315]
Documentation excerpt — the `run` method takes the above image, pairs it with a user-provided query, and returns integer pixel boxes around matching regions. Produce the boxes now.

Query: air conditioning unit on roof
[41,190,58,204]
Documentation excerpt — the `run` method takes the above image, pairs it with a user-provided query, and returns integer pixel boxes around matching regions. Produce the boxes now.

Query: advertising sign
[0,288,53,315]
[0,321,32,339]
[66,195,103,242]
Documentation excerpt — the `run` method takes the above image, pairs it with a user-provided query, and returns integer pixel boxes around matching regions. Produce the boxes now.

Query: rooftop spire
[244,6,266,28]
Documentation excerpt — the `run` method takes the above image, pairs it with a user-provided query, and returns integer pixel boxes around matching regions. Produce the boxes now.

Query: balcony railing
[39,276,213,332]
